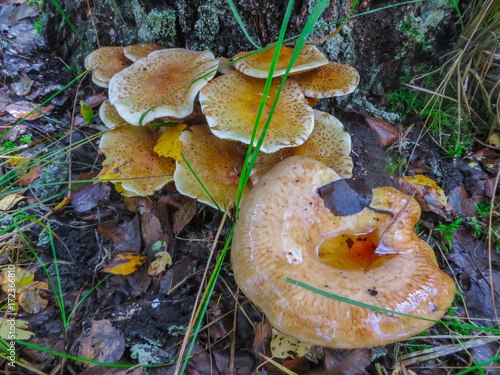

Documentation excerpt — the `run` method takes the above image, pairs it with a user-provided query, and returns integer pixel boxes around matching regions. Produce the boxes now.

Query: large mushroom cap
[99,100,128,129]
[250,110,352,183]
[293,62,360,98]
[84,47,132,88]
[233,45,328,78]
[199,71,314,153]
[123,43,165,62]
[109,48,219,126]
[99,126,175,196]
[232,156,455,348]
[174,125,251,211]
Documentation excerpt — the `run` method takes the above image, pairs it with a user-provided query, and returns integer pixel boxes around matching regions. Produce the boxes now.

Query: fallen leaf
[0,319,34,340]
[85,94,107,108]
[98,215,141,252]
[364,116,400,147]
[5,101,54,120]
[71,172,111,212]
[488,132,500,147]
[324,348,371,375]
[398,175,448,217]
[4,154,27,167]
[18,280,49,314]
[392,364,417,375]
[102,252,147,275]
[271,328,311,359]
[260,353,299,375]
[77,320,125,368]
[148,250,172,276]
[172,197,197,234]
[12,71,33,96]
[80,100,93,125]
[97,163,120,181]
[0,193,24,211]
[318,179,373,216]
[253,319,273,351]
[54,197,72,210]
[2,267,34,293]
[153,124,187,162]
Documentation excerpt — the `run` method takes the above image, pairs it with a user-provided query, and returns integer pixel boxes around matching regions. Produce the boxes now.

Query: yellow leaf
[489,132,500,147]
[153,124,187,162]
[54,197,72,210]
[148,251,172,276]
[0,319,34,340]
[18,281,49,314]
[0,193,24,211]
[101,252,147,275]
[98,163,121,181]
[270,328,311,359]
[2,267,34,294]
[5,154,26,167]
[401,175,447,207]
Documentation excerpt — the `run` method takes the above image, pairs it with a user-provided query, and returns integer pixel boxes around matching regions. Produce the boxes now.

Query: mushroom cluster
[85,43,360,208]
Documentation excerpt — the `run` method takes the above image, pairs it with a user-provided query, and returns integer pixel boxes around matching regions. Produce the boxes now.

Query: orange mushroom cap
[174,125,251,211]
[233,45,328,78]
[84,46,132,88]
[293,62,360,98]
[232,156,455,348]
[123,43,165,62]
[199,70,314,153]
[108,48,219,125]
[99,126,175,196]
[250,110,352,184]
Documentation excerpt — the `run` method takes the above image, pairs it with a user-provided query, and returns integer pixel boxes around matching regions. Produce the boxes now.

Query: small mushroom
[174,125,251,211]
[99,126,175,196]
[123,43,165,62]
[199,70,314,153]
[232,156,455,348]
[250,110,352,184]
[108,48,219,125]
[84,46,133,88]
[233,45,328,78]
[293,62,360,98]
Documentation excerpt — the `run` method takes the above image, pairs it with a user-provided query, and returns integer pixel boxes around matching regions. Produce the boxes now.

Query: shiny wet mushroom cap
[99,126,175,196]
[108,48,219,125]
[293,62,360,98]
[199,70,314,153]
[233,45,328,78]
[232,156,455,348]
[123,43,165,62]
[84,46,133,88]
[174,125,251,211]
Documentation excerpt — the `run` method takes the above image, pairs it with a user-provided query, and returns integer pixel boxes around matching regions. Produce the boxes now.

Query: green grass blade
[455,355,500,375]
[285,277,500,334]
[66,274,111,323]
[225,0,261,49]
[47,222,67,328]
[49,0,90,51]
[181,224,235,374]
[180,153,223,212]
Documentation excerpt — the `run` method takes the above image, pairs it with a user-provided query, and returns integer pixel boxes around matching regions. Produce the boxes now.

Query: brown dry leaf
[18,280,49,314]
[101,252,147,275]
[98,215,141,252]
[253,318,273,351]
[271,328,311,359]
[0,193,24,211]
[172,197,197,234]
[364,116,400,147]
[71,172,111,213]
[77,320,125,368]
[324,349,371,375]
[153,123,187,162]
[124,196,154,214]
[5,101,54,119]
[148,250,173,276]
[398,175,448,217]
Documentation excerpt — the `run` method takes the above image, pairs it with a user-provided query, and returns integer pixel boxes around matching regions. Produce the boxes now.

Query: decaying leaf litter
[0,0,499,374]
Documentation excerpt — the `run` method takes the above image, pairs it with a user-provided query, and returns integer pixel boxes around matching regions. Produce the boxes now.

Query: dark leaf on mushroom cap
[109,48,219,125]
[318,179,373,216]
[84,46,132,88]
[233,45,328,78]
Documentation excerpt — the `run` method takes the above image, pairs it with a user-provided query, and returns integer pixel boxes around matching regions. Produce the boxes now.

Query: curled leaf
[102,252,147,275]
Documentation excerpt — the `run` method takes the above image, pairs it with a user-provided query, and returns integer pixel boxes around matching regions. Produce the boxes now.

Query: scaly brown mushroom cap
[233,45,328,78]
[174,125,251,211]
[232,156,455,348]
[123,43,165,62]
[99,126,175,196]
[84,47,132,88]
[199,70,314,153]
[293,62,360,98]
[99,100,128,129]
[250,110,352,184]
[109,48,219,125]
